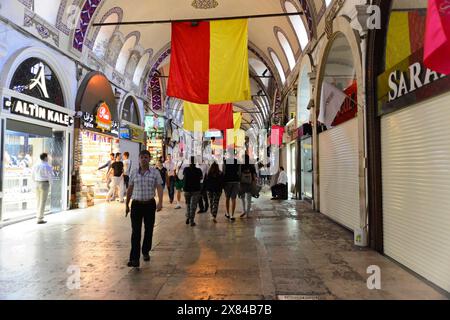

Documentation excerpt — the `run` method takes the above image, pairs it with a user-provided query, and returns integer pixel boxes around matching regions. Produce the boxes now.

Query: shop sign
[119,124,145,143]
[378,48,450,116]
[3,96,73,127]
[96,102,112,131]
[82,110,119,135]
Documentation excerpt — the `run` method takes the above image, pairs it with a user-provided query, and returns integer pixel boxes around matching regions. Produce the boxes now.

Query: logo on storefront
[95,102,112,131]
[3,96,74,127]
[28,66,50,99]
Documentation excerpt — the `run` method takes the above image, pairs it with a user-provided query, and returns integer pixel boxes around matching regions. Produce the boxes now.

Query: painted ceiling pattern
[20,0,332,129]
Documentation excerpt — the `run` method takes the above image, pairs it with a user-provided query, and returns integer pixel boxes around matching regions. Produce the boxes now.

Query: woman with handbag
[239,155,257,218]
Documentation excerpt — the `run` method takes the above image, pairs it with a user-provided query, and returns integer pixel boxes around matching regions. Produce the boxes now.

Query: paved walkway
[0,192,447,300]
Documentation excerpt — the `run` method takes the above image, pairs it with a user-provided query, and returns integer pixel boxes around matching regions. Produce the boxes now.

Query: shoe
[143,254,150,262]
[175,204,182,209]
[127,260,140,268]
[37,220,47,225]
[225,214,230,220]
[198,210,206,214]
[190,222,196,227]
[213,218,217,223]
[186,219,190,225]
[230,217,236,222]
[271,197,279,200]
[240,213,247,218]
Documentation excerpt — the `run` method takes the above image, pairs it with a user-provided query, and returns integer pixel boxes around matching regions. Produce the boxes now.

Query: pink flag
[424,0,450,75]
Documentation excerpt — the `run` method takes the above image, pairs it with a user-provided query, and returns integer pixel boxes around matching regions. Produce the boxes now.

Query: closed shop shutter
[119,139,140,173]
[319,117,360,231]
[381,93,450,292]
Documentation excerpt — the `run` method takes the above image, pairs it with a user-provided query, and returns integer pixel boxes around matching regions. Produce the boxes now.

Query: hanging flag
[270,125,285,146]
[424,0,450,74]
[224,113,244,148]
[168,19,251,104]
[183,101,234,132]
[318,82,349,129]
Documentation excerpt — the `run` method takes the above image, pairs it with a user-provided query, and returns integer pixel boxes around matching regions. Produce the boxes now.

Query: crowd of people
[98,150,288,268]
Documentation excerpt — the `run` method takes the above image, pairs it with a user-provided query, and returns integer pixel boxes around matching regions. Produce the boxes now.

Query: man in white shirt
[271,167,288,200]
[32,153,53,224]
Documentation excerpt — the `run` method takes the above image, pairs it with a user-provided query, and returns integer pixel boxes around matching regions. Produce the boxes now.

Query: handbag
[251,182,262,198]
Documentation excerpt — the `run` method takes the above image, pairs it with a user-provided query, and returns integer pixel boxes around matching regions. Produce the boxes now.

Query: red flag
[270,126,285,146]
[424,0,450,74]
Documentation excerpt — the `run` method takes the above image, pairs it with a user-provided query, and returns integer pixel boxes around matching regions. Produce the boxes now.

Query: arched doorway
[317,32,360,232]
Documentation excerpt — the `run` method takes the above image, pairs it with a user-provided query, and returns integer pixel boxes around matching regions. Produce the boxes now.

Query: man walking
[32,153,53,224]
[99,153,115,189]
[107,153,124,202]
[183,157,203,227]
[126,150,163,268]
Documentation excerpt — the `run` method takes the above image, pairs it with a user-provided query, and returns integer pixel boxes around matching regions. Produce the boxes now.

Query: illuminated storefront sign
[3,96,73,127]
[95,102,112,131]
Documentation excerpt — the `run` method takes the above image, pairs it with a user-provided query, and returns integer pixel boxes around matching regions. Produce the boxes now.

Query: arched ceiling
[63,0,331,129]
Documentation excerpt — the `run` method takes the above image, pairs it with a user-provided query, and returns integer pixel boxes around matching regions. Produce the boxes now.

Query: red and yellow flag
[183,102,234,132]
[168,19,251,104]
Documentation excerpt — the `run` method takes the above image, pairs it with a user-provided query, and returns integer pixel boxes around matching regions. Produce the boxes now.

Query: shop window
[3,125,64,222]
[10,58,65,107]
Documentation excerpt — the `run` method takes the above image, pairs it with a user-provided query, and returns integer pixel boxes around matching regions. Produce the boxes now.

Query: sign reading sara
[3,96,73,127]
[388,62,446,102]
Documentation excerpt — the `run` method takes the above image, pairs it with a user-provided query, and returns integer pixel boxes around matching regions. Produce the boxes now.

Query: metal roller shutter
[319,117,360,231]
[381,93,450,292]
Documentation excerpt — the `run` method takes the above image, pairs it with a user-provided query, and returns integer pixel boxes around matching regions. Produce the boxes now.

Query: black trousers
[198,183,209,211]
[124,175,130,189]
[271,184,288,199]
[168,176,176,202]
[129,199,156,262]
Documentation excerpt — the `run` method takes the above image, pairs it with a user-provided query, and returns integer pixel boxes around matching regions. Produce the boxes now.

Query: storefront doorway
[2,125,65,222]
[0,54,73,225]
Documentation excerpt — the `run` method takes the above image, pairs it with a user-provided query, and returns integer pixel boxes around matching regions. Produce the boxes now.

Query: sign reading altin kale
[3,96,74,127]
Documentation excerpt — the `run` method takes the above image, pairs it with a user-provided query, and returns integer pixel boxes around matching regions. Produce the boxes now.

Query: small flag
[424,0,450,74]
[183,101,234,132]
[318,82,349,128]
[168,20,251,104]
[270,125,285,146]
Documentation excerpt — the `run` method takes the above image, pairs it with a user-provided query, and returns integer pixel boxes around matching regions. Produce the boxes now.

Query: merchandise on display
[79,131,119,203]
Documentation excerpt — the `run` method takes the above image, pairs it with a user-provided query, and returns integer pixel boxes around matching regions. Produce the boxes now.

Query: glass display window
[79,131,120,200]
[2,129,64,222]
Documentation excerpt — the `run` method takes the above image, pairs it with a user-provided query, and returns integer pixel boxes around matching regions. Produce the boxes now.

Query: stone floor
[0,191,448,300]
